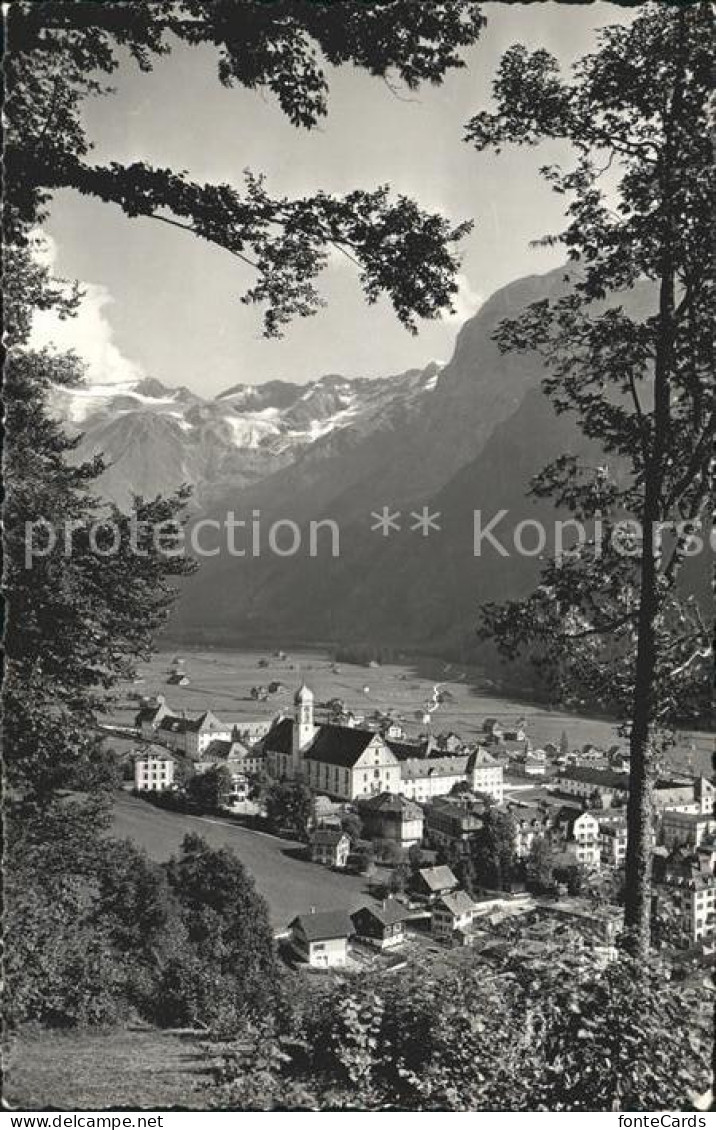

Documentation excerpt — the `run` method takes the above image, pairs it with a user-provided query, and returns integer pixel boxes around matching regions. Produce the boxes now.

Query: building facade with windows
[133,745,176,791]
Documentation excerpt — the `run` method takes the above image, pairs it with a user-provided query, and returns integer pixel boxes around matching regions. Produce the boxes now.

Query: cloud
[443,273,483,325]
[29,232,145,386]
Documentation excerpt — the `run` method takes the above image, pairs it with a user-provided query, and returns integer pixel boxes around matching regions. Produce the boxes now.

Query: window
[313,943,326,952]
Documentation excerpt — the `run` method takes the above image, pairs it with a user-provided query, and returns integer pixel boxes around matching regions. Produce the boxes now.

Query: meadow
[110,645,713,775]
[112,792,381,928]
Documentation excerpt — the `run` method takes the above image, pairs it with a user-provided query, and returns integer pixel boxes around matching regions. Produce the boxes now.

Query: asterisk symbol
[370,506,401,536]
[410,506,441,536]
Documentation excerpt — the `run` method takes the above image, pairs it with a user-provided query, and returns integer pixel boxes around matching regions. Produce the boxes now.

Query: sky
[36,2,625,396]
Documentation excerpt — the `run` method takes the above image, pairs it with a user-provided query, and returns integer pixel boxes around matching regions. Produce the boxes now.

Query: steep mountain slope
[51,369,438,508]
[52,265,676,659]
[170,267,661,651]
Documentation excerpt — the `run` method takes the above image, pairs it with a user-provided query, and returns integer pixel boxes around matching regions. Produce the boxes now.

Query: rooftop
[400,755,469,781]
[311,829,348,847]
[352,900,411,927]
[358,791,423,819]
[436,890,476,917]
[290,909,354,942]
[558,766,630,789]
[417,864,459,892]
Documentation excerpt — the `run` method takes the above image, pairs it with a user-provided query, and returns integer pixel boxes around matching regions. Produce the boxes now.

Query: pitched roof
[418,864,458,892]
[157,711,223,736]
[400,755,468,781]
[352,901,410,928]
[556,806,597,833]
[663,810,714,824]
[290,910,354,942]
[559,766,630,789]
[358,792,423,819]
[263,716,293,754]
[467,746,499,769]
[202,738,233,760]
[436,890,476,917]
[385,738,429,761]
[308,724,383,768]
[135,702,165,725]
[134,744,176,763]
[312,829,349,847]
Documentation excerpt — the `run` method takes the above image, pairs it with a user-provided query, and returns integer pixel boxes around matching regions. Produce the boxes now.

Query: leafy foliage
[466,2,714,954]
[207,949,710,1110]
[5,1,484,335]
[265,778,314,839]
[185,764,235,812]
[6,832,281,1032]
[470,806,517,890]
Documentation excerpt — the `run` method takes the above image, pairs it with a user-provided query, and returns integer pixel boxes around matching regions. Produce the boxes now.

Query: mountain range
[52,266,665,665]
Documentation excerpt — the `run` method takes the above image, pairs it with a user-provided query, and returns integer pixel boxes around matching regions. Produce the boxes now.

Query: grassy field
[4,1026,209,1110]
[112,793,379,928]
[109,645,713,775]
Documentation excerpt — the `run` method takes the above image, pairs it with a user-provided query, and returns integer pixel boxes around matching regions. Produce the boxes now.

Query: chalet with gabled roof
[288,909,354,967]
[412,864,459,902]
[431,889,477,942]
[351,900,411,949]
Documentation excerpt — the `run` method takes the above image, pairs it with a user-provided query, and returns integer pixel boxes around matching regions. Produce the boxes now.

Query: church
[262,684,503,804]
[263,685,402,801]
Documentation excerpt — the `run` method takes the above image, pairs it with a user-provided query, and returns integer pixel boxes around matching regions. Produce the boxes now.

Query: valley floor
[111,645,714,776]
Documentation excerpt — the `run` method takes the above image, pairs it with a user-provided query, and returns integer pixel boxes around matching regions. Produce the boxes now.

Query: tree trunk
[623,13,686,960]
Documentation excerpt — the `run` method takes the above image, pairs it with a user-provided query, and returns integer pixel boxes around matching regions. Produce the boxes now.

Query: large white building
[263,685,503,803]
[136,697,233,757]
[133,745,176,791]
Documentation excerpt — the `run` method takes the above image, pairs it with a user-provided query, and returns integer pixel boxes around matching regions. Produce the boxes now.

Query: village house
[166,670,190,686]
[380,720,407,740]
[201,734,265,776]
[154,709,233,758]
[234,720,273,744]
[431,889,477,943]
[351,900,411,949]
[574,744,608,767]
[310,828,351,869]
[423,796,483,851]
[133,745,176,791]
[599,819,628,867]
[694,836,716,873]
[661,810,716,849]
[468,747,505,802]
[556,766,629,807]
[288,909,354,968]
[653,779,701,814]
[510,805,551,858]
[412,864,459,904]
[695,776,715,815]
[358,792,424,847]
[511,754,547,778]
[655,862,716,948]
[135,695,172,740]
[554,807,601,869]
[435,731,465,754]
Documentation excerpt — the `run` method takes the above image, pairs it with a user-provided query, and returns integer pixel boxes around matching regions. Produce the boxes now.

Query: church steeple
[292,683,315,773]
